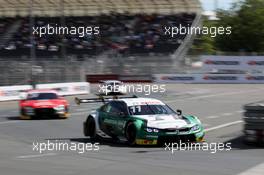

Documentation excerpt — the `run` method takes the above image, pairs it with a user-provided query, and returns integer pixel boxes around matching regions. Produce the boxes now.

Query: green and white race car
[76,96,205,145]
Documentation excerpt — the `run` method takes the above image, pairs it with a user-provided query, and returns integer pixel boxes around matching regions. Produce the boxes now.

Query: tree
[215,0,264,52]
[190,20,217,55]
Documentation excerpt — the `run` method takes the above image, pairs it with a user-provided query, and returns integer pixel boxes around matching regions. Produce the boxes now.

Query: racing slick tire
[125,122,137,146]
[84,117,98,141]
[20,109,31,120]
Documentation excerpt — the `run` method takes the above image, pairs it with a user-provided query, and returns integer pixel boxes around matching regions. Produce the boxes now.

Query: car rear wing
[75,95,137,105]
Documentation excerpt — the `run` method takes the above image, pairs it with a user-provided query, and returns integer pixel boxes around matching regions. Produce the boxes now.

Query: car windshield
[27,93,58,100]
[128,104,176,115]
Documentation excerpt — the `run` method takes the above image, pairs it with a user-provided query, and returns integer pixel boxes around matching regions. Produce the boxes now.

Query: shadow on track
[5,116,21,120]
[224,136,264,150]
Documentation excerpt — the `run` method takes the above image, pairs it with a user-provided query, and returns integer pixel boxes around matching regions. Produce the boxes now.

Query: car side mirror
[176,110,182,116]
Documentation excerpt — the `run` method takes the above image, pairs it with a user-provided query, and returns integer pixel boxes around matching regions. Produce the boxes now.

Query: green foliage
[190,20,217,55]
[216,0,264,52]
[192,0,264,54]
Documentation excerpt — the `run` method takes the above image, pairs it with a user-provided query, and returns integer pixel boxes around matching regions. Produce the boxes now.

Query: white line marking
[17,153,57,159]
[222,113,233,116]
[0,121,20,125]
[207,116,219,119]
[238,162,264,175]
[205,120,243,132]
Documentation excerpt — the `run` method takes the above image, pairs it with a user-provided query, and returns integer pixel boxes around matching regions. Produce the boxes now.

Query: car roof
[118,97,165,106]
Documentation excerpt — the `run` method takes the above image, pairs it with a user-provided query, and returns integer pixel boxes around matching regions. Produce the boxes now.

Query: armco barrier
[0,85,33,101]
[36,82,90,96]
[154,74,264,84]
[0,82,90,101]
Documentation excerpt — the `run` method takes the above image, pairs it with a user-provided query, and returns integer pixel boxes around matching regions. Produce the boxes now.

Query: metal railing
[0,61,82,86]
[0,54,186,86]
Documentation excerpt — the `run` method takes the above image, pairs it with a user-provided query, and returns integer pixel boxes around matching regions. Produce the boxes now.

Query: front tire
[125,122,137,145]
[20,108,31,120]
[84,117,97,140]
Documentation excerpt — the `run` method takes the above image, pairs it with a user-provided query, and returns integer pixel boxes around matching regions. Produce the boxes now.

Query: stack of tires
[244,101,264,145]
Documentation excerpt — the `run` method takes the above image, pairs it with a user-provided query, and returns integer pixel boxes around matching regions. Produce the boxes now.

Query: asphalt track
[0,84,264,175]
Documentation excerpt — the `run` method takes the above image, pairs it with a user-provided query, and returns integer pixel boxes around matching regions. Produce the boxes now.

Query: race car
[243,101,264,145]
[76,96,205,145]
[99,80,126,95]
[19,90,69,119]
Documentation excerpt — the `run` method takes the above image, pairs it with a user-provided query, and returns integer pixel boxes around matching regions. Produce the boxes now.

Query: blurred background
[0,0,263,85]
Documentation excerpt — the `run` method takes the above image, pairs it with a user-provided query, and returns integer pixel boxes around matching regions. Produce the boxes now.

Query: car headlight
[146,128,153,132]
[54,105,65,111]
[191,124,200,131]
[153,128,159,133]
[145,127,159,133]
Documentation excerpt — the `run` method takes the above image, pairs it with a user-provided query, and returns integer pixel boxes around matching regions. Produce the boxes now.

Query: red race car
[19,90,69,119]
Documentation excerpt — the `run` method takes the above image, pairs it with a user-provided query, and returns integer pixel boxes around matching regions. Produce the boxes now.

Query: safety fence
[0,82,90,101]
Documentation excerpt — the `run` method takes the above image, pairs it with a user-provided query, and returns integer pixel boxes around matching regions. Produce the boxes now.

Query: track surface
[0,84,264,175]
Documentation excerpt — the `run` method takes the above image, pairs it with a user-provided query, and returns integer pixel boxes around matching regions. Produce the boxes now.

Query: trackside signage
[36,82,90,96]
[155,74,197,83]
[0,82,90,101]
[154,74,264,84]
[201,74,242,83]
[201,56,264,71]
[0,85,32,101]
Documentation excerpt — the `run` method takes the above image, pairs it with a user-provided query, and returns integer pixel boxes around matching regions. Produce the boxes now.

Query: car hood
[133,114,194,129]
[22,100,64,108]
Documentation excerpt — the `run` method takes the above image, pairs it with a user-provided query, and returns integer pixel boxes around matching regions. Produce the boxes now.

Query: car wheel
[20,109,31,120]
[84,117,97,140]
[125,122,137,145]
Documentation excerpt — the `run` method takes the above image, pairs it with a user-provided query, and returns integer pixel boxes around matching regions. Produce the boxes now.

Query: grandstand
[0,0,202,85]
[0,0,201,17]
